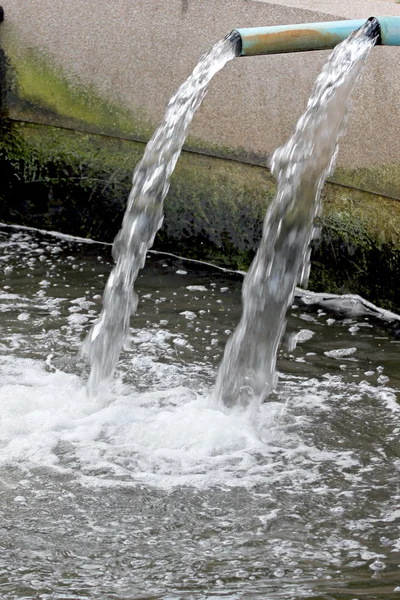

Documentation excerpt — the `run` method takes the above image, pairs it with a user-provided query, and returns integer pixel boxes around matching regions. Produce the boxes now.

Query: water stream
[85,21,380,412]
[213,21,379,410]
[83,32,240,394]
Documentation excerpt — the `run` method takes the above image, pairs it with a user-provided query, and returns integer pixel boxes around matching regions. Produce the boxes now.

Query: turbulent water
[213,22,379,410]
[83,33,239,393]
[1,224,400,599]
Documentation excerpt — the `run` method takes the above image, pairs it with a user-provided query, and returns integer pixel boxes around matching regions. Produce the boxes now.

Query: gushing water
[83,32,240,392]
[213,20,380,410]
[84,21,379,403]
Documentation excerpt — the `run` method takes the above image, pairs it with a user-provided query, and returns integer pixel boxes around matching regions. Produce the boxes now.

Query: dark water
[1,225,399,599]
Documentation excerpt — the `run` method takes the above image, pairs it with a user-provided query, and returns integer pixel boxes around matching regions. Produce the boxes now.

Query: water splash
[213,20,379,410]
[83,33,240,393]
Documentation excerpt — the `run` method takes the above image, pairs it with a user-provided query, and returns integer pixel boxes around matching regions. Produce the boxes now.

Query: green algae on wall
[332,165,400,203]
[0,24,271,170]
[0,120,274,268]
[1,119,400,310]
[0,121,139,240]
[0,25,155,141]
[310,184,400,312]
[2,22,400,209]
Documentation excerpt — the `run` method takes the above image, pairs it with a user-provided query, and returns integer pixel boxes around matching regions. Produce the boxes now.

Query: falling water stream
[213,21,380,410]
[83,32,240,394]
[84,21,380,411]
[1,19,400,600]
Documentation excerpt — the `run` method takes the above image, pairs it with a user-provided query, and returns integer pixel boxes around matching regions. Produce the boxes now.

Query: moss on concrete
[332,165,400,202]
[1,26,154,140]
[0,120,274,269]
[2,24,399,212]
[162,152,275,270]
[0,25,267,170]
[310,185,400,312]
[0,120,140,239]
[1,119,400,311]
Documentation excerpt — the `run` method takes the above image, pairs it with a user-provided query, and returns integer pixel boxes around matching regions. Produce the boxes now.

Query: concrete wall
[1,0,400,198]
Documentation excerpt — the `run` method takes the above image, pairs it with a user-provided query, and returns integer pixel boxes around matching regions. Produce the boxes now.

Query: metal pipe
[235,16,400,56]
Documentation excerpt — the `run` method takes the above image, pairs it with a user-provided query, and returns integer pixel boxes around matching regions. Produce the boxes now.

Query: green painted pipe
[235,16,400,56]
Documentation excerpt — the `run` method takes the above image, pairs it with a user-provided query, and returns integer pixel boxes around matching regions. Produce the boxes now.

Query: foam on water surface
[1,225,400,597]
[0,338,398,491]
[0,352,306,489]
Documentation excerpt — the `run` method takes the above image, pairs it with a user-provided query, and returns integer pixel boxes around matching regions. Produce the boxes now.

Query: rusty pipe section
[235,16,400,56]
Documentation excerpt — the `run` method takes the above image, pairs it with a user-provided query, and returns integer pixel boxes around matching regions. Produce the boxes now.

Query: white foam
[324,347,357,359]
[0,354,327,490]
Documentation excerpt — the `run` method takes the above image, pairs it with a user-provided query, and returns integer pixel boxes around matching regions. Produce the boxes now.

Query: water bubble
[187,285,207,292]
[325,347,357,359]
[235,570,249,579]
[180,311,196,320]
[330,506,344,515]
[13,496,27,504]
[380,537,391,546]
[369,559,386,572]
[17,312,30,321]
[173,338,188,347]
[274,568,285,578]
